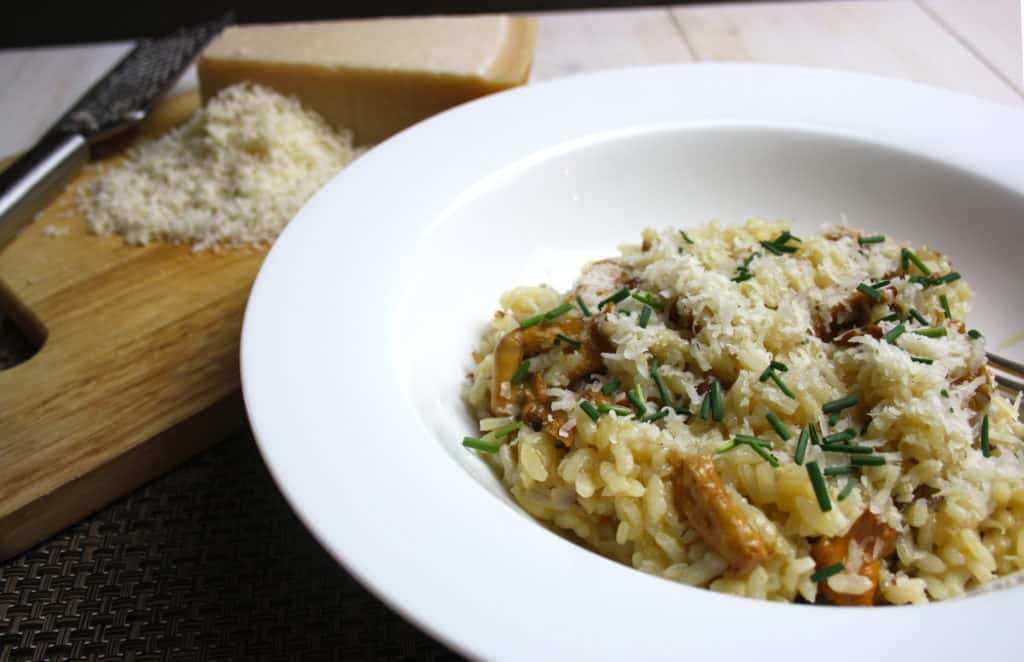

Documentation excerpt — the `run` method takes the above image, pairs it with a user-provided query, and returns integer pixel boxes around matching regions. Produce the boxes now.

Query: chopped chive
[902,248,931,275]
[642,409,669,423]
[809,423,821,446]
[909,275,936,287]
[598,402,632,416]
[858,235,885,245]
[911,356,934,365]
[511,360,531,385]
[716,440,738,453]
[768,371,796,399]
[821,442,872,454]
[759,366,774,383]
[729,434,779,465]
[546,303,573,319]
[700,391,712,420]
[576,295,592,317]
[838,476,858,501]
[627,384,647,416]
[760,240,783,256]
[795,427,810,465]
[554,333,582,348]
[828,412,841,427]
[680,230,694,244]
[939,294,952,320]
[674,407,691,417]
[968,329,982,339]
[900,249,910,271]
[733,253,760,279]
[768,231,800,251]
[749,443,780,467]
[870,279,891,289]
[710,381,724,422]
[873,313,900,324]
[915,327,947,338]
[908,308,929,325]
[598,287,631,309]
[519,312,546,328]
[771,360,788,372]
[631,292,665,310]
[579,401,601,422]
[734,434,773,448]
[601,380,620,395]
[638,305,652,328]
[810,562,845,583]
[883,323,906,343]
[520,302,573,328]
[463,437,500,453]
[807,462,831,512]
[525,304,570,327]
[981,414,990,457]
[939,272,961,283]
[492,421,524,437]
[851,455,886,466]
[941,389,949,398]
[823,395,859,414]
[824,465,858,476]
[856,283,883,301]
[766,412,791,440]
[823,429,858,444]
[651,360,673,406]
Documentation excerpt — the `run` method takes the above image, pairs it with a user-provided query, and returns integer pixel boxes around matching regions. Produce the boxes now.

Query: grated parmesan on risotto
[462,219,1024,605]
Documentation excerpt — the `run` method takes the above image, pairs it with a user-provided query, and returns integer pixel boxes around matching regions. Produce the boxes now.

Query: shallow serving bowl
[241,64,1024,660]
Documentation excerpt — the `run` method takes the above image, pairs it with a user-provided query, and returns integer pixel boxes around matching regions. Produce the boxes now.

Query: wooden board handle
[0,87,267,560]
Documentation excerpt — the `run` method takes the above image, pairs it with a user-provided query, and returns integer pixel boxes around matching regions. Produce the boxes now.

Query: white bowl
[241,64,1024,661]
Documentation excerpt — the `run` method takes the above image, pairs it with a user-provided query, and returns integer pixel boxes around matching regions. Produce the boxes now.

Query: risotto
[461,219,1024,605]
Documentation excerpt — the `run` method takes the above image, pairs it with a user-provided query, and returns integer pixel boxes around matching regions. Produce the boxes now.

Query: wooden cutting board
[0,90,266,560]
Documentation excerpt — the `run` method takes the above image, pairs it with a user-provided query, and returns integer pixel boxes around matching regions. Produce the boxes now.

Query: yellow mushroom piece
[670,453,770,576]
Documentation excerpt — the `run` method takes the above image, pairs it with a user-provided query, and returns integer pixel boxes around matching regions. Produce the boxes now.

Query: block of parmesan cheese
[198,16,537,144]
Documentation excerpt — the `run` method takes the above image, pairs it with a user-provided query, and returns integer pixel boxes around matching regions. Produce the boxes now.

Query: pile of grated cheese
[81,82,361,250]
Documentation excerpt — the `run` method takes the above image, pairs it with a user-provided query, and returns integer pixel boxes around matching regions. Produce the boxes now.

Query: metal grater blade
[57,14,233,141]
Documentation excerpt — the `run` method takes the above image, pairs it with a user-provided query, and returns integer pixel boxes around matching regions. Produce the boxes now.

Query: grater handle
[0,130,88,251]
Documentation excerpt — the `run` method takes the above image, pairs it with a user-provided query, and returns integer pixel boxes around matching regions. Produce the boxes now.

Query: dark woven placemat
[0,433,461,662]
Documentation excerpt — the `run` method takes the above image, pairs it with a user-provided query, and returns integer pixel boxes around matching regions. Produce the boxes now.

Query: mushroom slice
[670,453,770,576]
[490,317,599,416]
[811,510,897,606]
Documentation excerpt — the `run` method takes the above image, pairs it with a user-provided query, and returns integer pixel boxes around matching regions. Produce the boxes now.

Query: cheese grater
[0,15,232,249]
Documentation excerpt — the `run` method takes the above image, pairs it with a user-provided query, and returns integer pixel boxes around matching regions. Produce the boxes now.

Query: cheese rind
[198,16,537,144]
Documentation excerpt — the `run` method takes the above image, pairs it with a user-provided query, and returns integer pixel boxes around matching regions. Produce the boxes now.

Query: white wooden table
[0,0,1021,157]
